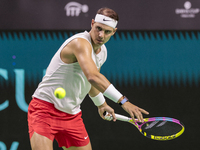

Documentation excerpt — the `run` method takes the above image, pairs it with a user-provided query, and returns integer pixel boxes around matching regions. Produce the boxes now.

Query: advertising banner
[0,0,200,30]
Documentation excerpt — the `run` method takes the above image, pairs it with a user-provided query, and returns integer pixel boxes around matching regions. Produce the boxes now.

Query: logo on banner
[64,2,89,17]
[175,1,200,18]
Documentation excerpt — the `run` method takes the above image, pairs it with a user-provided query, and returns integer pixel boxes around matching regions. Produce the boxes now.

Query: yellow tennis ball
[54,87,66,99]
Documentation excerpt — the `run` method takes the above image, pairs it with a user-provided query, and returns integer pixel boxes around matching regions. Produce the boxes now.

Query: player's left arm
[120,101,149,122]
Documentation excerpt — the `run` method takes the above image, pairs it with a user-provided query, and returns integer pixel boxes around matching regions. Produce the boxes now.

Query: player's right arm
[70,38,113,94]
[89,85,117,121]
[61,38,148,122]
[61,38,119,120]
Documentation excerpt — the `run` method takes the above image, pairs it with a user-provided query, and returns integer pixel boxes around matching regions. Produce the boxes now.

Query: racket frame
[114,114,185,141]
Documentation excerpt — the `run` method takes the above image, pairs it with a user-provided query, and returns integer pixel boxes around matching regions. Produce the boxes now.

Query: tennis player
[28,7,149,150]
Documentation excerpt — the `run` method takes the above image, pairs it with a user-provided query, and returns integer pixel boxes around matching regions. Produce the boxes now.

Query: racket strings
[144,121,167,129]
[144,121,159,129]
[156,121,167,127]
[141,121,182,136]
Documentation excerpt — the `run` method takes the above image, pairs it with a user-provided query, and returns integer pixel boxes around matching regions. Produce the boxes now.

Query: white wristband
[89,92,105,106]
[103,84,123,103]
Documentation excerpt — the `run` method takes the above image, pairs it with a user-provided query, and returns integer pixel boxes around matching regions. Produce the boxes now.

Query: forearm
[88,72,111,93]
[88,84,101,97]
[89,73,124,103]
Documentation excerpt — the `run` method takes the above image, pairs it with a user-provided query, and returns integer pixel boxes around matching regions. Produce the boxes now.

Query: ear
[112,28,117,36]
[91,19,95,28]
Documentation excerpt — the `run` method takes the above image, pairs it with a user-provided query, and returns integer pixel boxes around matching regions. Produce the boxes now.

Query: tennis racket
[104,112,185,141]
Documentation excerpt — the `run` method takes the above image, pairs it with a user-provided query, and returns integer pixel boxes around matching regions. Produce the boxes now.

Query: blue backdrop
[1,31,200,87]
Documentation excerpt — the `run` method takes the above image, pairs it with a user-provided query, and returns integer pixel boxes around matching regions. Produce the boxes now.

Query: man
[28,7,149,150]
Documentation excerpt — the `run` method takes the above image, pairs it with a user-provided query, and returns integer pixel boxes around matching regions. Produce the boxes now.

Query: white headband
[94,14,118,28]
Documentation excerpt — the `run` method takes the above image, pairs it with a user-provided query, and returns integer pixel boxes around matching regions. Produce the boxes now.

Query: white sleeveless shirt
[33,31,107,114]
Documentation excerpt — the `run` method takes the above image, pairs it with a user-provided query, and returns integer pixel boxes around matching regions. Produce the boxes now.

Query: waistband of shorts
[32,97,54,107]
[31,97,82,116]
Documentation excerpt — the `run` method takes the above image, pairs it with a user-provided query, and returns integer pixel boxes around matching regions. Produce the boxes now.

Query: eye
[96,26,102,31]
[105,30,112,34]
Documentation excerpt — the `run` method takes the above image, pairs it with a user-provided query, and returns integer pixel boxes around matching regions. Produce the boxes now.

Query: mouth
[97,39,103,43]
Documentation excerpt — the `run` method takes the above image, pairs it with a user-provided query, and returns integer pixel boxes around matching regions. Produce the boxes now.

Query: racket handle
[115,114,130,122]
[104,112,130,122]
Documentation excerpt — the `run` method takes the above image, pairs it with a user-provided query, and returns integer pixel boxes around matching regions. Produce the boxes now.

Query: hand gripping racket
[105,112,185,141]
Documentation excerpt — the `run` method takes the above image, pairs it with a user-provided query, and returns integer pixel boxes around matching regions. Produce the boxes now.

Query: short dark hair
[97,7,119,21]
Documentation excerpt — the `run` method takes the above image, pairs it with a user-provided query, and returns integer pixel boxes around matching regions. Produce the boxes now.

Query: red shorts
[27,98,90,148]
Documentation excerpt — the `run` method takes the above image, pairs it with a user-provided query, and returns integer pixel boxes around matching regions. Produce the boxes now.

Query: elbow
[87,74,98,85]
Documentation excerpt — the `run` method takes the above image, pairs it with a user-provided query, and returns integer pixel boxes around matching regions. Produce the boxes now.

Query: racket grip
[104,112,130,122]
[115,114,130,122]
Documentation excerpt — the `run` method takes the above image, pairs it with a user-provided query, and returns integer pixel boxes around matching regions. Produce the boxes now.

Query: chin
[97,42,103,46]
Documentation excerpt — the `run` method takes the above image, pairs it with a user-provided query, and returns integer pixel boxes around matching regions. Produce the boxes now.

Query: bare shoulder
[71,38,92,52]
[61,38,92,63]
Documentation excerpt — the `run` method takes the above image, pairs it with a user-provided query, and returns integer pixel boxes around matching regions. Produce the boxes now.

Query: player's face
[90,20,117,46]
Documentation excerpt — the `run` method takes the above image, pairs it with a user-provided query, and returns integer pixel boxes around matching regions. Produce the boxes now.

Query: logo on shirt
[84,136,88,139]
[64,1,89,17]
[175,1,200,18]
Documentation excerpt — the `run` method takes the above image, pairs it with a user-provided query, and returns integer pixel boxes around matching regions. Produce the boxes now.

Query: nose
[99,31,104,38]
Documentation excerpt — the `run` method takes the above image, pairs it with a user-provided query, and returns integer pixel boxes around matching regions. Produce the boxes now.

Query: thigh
[30,132,53,150]
[55,112,90,148]
[62,141,92,150]
[28,99,55,141]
